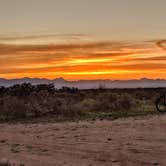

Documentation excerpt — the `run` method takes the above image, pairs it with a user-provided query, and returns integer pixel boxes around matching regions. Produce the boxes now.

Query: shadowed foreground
[0,115,166,166]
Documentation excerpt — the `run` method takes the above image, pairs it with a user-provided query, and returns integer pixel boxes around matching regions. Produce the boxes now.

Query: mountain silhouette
[0,77,166,89]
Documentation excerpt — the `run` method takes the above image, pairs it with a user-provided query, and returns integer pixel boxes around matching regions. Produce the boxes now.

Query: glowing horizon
[0,38,166,80]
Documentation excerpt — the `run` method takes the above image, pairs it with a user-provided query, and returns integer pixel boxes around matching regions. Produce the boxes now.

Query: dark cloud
[0,40,152,55]
[0,42,118,55]
[155,40,166,50]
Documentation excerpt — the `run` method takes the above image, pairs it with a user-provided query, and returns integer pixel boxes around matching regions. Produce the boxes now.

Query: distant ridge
[0,77,166,89]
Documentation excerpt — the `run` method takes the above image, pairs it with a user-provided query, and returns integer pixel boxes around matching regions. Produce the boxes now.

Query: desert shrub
[0,86,6,96]
[95,93,136,112]
[7,83,34,97]
[52,98,67,115]
[0,96,28,120]
[117,93,135,110]
[72,98,98,112]
[52,98,86,118]
[0,83,163,121]
[60,86,78,93]
[35,84,55,94]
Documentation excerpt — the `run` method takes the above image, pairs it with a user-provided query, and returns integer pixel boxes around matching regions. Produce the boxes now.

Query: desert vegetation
[0,83,165,122]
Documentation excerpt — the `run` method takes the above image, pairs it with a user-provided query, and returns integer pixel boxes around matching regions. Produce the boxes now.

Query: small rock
[153,162,159,165]
[0,140,6,143]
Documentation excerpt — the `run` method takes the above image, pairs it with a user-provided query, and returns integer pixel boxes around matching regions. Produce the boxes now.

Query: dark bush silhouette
[35,84,55,93]
[0,83,162,121]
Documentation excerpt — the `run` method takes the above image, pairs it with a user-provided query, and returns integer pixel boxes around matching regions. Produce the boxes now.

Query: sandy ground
[0,115,166,166]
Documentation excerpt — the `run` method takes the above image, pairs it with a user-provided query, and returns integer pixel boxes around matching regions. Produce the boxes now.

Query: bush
[0,83,160,121]
[117,93,135,110]
[0,96,27,120]
[73,98,98,112]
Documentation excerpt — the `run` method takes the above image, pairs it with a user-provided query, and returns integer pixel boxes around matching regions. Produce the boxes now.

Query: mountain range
[0,77,166,89]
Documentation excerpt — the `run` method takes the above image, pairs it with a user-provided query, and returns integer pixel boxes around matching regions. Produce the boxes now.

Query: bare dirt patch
[0,114,166,166]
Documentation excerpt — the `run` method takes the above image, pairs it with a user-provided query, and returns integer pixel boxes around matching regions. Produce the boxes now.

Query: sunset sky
[0,0,166,80]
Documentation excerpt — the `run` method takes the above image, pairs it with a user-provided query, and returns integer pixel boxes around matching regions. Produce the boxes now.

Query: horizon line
[0,77,166,81]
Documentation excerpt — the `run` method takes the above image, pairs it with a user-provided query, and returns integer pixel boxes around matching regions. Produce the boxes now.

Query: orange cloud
[0,40,165,80]
[156,40,166,50]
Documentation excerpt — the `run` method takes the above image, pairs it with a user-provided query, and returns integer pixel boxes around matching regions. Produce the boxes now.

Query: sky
[0,0,166,80]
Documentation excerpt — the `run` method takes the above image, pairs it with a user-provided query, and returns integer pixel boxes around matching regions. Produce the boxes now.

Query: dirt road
[0,115,166,166]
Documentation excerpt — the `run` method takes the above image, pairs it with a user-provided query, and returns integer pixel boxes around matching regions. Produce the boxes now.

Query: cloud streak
[0,33,88,41]
[0,39,165,80]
